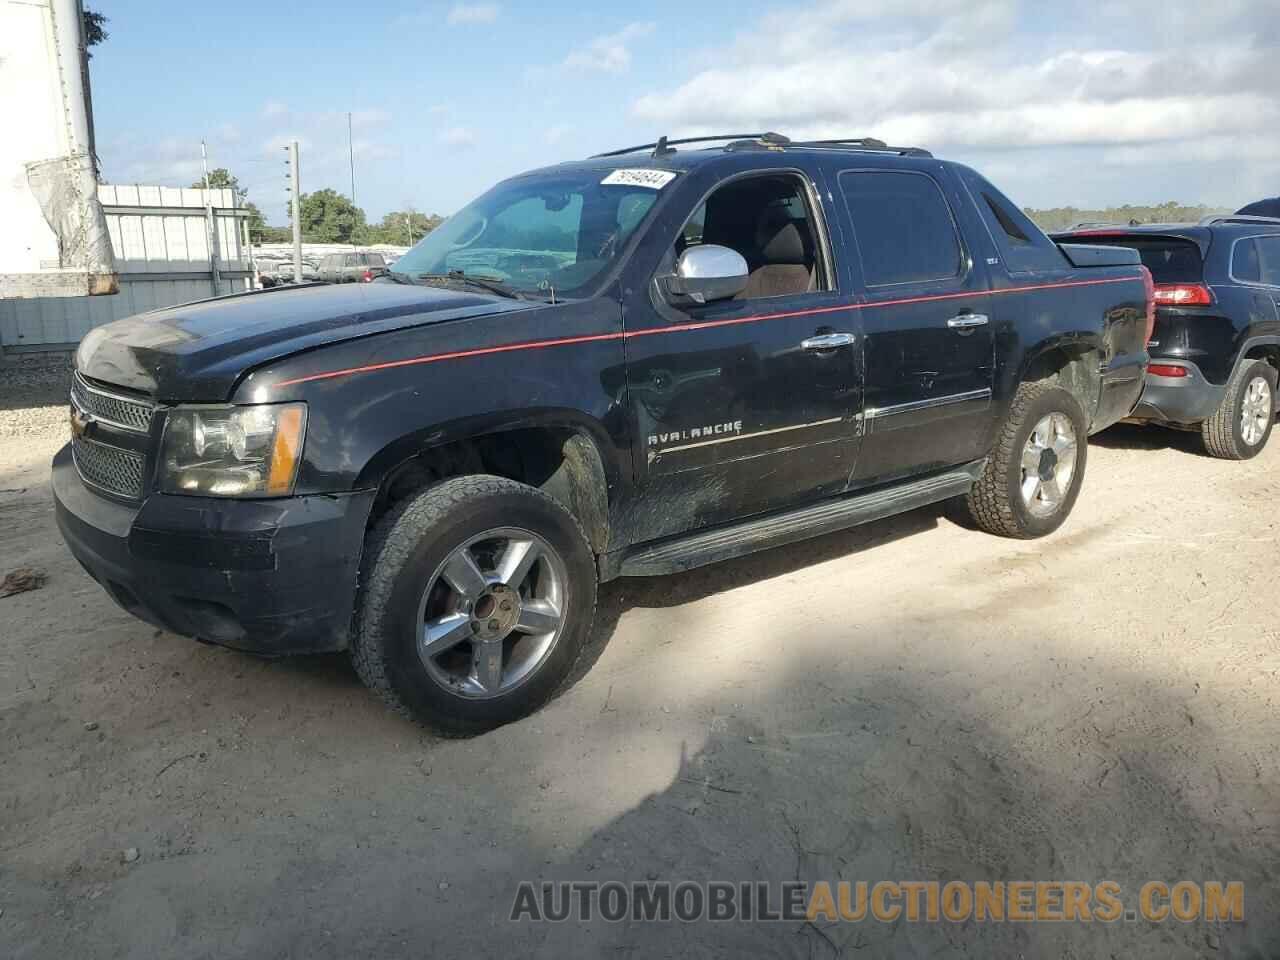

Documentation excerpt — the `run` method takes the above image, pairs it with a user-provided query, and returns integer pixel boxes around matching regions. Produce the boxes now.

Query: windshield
[388,169,668,296]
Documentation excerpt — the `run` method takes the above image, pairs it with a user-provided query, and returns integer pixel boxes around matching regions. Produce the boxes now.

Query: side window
[1233,239,1262,283]
[674,174,828,301]
[839,170,960,286]
[1256,237,1280,286]
[957,167,1066,274]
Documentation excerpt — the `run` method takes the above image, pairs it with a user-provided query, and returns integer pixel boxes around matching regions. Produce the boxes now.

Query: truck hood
[75,281,531,403]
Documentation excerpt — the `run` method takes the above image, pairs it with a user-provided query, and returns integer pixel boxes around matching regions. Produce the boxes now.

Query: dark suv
[55,134,1150,735]
[1053,217,1280,458]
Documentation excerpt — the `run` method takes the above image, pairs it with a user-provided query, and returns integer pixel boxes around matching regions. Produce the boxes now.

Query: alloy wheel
[1020,413,1078,518]
[416,527,567,699]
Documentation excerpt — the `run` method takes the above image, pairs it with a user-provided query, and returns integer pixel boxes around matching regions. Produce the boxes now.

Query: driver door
[621,168,864,545]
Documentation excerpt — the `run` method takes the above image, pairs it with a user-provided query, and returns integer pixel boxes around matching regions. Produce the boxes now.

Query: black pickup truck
[54,134,1151,734]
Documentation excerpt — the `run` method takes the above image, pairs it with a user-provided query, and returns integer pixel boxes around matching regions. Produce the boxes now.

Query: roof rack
[1199,214,1280,227]
[792,138,932,158]
[591,133,780,159]
[590,132,931,159]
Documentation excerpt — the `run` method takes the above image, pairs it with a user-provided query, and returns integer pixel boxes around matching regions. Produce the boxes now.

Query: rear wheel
[961,379,1088,539]
[352,475,597,736]
[1201,359,1275,460]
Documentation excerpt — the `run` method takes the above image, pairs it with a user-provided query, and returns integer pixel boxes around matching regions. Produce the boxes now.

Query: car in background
[317,251,388,284]
[1237,198,1280,219]
[1053,215,1280,459]
[258,259,319,288]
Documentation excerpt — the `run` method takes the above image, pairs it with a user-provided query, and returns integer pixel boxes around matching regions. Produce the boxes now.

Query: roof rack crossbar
[1199,214,1280,227]
[792,138,933,158]
[590,134,775,158]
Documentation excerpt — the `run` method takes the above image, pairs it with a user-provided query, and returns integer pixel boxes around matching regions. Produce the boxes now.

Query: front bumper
[1129,361,1225,426]
[52,443,376,655]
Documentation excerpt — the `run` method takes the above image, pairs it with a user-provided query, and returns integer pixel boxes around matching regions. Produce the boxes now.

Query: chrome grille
[71,373,155,433]
[71,436,146,499]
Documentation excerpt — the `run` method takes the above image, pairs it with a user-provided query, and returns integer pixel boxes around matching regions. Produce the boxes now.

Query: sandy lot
[1,360,1278,958]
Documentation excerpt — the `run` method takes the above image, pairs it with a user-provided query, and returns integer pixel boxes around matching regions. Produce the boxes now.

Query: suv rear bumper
[1129,361,1225,426]
[52,443,376,655]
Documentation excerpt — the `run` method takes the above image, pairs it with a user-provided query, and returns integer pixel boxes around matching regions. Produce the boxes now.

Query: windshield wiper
[415,270,528,300]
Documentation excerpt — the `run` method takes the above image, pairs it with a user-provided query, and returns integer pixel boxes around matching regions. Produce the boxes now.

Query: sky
[89,0,1280,226]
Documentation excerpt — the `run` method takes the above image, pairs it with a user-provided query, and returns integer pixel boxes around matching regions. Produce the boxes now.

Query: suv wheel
[352,475,597,736]
[1201,359,1276,460]
[961,379,1089,539]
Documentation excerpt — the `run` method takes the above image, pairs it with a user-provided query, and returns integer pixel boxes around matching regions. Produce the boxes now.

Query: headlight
[160,403,306,497]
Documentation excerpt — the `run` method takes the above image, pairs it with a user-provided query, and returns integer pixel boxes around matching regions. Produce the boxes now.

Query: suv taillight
[361,269,373,282]
[1139,266,1156,344]
[1152,283,1213,306]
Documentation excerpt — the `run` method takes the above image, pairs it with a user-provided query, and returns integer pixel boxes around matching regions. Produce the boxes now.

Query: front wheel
[352,475,597,736]
[1201,359,1276,460]
[961,380,1089,539]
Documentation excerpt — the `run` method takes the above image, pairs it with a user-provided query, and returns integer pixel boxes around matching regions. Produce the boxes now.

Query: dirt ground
[1,359,1278,959]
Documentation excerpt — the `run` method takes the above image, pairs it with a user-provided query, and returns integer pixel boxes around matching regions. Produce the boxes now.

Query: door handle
[947,313,990,330]
[800,332,857,351]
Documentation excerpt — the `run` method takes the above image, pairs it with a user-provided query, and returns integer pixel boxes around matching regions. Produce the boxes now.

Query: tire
[1201,359,1276,460]
[351,475,597,736]
[961,379,1089,539]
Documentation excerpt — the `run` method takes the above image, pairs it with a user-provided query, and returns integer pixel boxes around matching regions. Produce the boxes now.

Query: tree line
[191,169,444,247]
[1023,202,1230,233]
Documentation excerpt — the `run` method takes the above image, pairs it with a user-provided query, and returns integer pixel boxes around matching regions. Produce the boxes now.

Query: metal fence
[0,184,251,352]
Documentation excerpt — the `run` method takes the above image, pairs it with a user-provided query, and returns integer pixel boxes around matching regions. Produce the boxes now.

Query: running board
[618,462,983,577]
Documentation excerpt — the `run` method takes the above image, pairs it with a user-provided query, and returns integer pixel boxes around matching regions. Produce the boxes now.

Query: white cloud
[562,21,654,74]
[437,126,476,148]
[447,3,498,24]
[629,0,1280,206]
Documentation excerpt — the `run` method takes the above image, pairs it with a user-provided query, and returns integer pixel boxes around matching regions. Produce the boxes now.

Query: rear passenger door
[837,165,995,488]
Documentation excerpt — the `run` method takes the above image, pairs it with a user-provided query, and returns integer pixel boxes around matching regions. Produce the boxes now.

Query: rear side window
[839,171,961,286]
[1234,237,1280,286]
[957,167,1065,273]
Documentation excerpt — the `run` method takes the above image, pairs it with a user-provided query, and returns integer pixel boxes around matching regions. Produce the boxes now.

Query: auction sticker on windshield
[601,169,678,189]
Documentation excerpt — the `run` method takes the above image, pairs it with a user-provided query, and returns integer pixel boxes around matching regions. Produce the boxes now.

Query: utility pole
[405,212,412,246]
[201,140,221,296]
[347,112,356,207]
[286,140,302,283]
[348,111,357,248]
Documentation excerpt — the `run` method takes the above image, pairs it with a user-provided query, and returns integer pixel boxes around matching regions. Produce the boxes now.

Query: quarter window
[1233,240,1262,283]
[839,171,961,286]
[958,167,1066,274]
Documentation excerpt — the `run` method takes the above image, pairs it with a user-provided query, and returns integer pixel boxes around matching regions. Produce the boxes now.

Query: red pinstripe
[273,275,1138,388]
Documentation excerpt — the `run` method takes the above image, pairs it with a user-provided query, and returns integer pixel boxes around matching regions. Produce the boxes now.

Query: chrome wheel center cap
[1038,448,1059,480]
[471,583,521,640]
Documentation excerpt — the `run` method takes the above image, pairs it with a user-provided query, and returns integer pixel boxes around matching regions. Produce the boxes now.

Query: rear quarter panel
[988,269,1148,438]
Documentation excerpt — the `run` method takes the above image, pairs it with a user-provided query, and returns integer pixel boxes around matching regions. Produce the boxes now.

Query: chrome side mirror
[665,244,749,304]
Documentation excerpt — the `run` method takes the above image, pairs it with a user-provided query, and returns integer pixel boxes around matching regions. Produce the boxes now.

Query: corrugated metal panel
[1,183,250,348]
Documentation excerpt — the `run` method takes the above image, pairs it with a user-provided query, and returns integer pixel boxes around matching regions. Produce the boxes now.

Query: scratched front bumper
[52,443,375,655]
